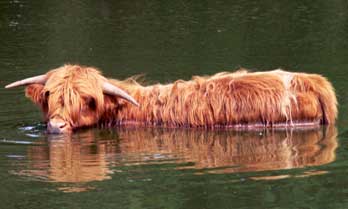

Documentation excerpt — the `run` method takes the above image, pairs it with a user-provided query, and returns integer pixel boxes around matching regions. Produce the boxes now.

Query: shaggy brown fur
[23,65,337,131]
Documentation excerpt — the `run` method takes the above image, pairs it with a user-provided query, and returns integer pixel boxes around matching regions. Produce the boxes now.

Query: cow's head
[5,65,139,134]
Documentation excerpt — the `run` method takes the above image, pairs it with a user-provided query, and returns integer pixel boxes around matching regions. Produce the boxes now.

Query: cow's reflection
[27,126,337,183]
[116,126,337,173]
[28,131,114,183]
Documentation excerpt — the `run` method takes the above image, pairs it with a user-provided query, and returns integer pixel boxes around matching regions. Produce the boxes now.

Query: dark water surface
[1,1,348,209]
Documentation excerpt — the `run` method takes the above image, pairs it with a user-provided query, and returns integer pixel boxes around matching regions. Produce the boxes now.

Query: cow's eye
[44,91,50,98]
[87,98,96,110]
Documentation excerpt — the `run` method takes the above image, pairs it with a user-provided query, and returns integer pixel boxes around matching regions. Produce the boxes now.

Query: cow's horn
[5,75,48,89]
[102,82,139,106]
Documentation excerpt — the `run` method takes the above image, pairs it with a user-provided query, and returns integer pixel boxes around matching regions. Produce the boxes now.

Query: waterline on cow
[111,119,321,130]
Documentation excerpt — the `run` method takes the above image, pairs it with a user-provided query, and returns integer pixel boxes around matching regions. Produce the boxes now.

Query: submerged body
[5,65,337,133]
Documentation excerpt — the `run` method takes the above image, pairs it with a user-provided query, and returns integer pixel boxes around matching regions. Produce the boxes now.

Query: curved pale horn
[5,75,47,89]
[102,82,139,106]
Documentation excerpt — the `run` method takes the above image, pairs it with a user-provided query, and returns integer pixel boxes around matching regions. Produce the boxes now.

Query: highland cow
[5,65,337,134]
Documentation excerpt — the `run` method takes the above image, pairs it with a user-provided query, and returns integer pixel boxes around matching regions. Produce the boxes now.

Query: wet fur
[25,65,337,130]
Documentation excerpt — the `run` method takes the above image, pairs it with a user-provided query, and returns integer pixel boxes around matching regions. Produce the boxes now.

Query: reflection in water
[26,132,114,183]
[116,126,338,174]
[20,126,337,185]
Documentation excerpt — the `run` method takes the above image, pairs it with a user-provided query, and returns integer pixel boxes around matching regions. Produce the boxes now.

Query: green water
[1,1,348,209]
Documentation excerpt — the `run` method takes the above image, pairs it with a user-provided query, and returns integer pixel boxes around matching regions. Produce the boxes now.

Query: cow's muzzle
[47,117,71,134]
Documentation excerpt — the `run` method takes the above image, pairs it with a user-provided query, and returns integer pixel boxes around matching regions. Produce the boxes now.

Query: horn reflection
[25,126,337,183]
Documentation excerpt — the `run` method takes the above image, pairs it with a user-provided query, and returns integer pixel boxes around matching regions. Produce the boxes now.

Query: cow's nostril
[47,118,70,134]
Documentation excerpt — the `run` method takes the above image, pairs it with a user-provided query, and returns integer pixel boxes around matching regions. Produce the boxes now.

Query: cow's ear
[25,84,45,105]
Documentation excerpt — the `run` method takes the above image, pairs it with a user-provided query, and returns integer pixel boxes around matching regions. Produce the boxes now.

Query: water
[1,1,348,208]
